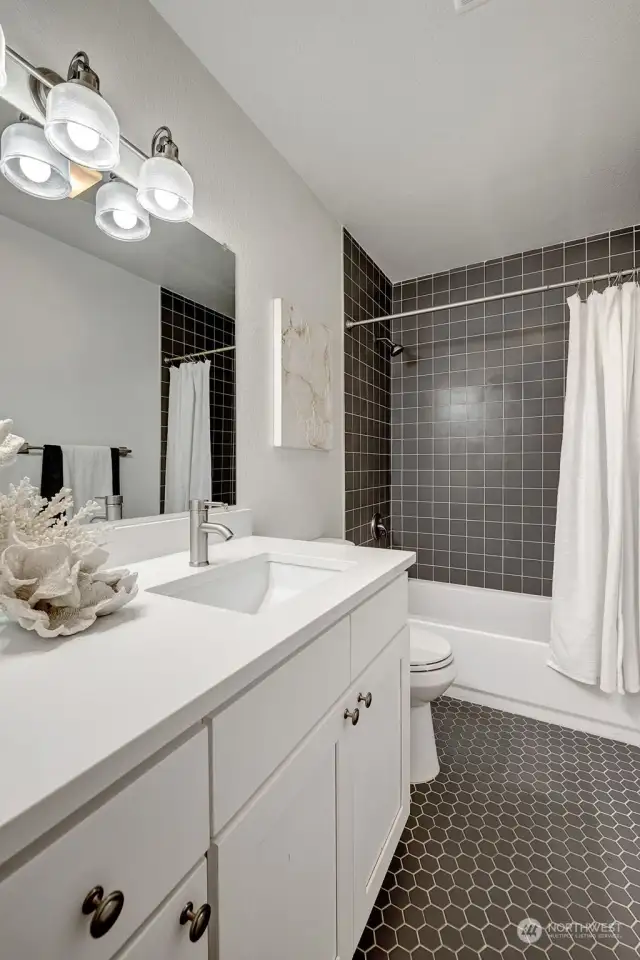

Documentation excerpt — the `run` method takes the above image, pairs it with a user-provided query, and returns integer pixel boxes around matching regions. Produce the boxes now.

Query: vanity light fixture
[0,24,7,92]
[137,126,194,222]
[0,115,71,199]
[95,179,150,242]
[45,51,119,170]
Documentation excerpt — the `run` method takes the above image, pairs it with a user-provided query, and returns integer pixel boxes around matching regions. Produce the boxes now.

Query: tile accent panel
[355,695,640,959]
[391,225,640,596]
[344,229,393,545]
[160,288,236,509]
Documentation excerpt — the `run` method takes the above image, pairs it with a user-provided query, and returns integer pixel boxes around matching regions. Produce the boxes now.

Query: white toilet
[409,619,456,784]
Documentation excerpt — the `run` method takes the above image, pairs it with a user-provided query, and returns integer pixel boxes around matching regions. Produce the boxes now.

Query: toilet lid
[410,629,453,669]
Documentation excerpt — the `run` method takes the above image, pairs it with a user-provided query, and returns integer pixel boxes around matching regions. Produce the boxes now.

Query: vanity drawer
[210,616,350,833]
[116,860,210,960]
[350,575,408,679]
[0,729,209,960]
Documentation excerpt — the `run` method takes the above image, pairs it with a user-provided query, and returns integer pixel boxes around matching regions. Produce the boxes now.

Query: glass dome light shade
[45,81,119,170]
[137,156,194,222]
[95,180,150,242]
[0,25,7,93]
[0,122,71,199]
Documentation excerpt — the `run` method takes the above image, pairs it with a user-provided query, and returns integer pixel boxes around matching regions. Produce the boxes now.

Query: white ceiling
[151,0,640,281]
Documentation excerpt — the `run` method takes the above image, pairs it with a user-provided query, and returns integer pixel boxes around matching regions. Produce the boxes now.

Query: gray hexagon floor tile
[353,696,640,958]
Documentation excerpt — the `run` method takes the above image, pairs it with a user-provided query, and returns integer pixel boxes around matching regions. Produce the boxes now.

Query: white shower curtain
[550,283,640,693]
[165,360,212,514]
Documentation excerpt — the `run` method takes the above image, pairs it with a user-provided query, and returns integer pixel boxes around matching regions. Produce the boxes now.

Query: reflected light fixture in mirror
[137,126,194,222]
[0,116,71,199]
[0,24,6,92]
[95,179,150,241]
[45,52,119,171]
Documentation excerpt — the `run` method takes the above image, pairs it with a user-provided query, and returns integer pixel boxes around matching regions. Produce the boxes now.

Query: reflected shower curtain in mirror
[165,360,212,513]
[549,283,640,693]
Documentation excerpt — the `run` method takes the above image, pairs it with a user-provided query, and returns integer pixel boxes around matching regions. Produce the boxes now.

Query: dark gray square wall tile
[386,223,639,595]
[344,230,392,546]
[354,697,640,959]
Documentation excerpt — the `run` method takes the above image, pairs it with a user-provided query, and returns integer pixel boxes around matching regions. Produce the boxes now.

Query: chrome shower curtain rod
[164,345,236,364]
[345,266,639,329]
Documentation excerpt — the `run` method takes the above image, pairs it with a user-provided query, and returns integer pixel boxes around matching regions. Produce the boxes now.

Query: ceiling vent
[454,0,491,12]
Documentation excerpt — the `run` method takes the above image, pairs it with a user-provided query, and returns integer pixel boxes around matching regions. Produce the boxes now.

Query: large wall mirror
[0,85,235,521]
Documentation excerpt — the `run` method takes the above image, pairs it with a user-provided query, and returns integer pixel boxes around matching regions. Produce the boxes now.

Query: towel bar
[18,444,132,457]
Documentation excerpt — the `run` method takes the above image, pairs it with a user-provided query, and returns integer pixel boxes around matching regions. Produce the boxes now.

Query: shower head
[375,336,404,358]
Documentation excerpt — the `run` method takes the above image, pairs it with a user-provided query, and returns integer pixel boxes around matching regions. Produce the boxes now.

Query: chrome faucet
[189,499,234,567]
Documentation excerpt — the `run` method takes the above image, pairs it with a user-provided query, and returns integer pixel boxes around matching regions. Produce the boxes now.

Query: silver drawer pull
[357,692,373,709]
[82,885,124,939]
[344,707,360,726]
[180,901,212,942]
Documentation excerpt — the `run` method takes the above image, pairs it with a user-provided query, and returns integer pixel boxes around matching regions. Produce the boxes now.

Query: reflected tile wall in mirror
[160,291,236,508]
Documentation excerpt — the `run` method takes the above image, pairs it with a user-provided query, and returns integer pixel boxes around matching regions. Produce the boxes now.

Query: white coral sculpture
[0,419,24,467]
[0,476,138,639]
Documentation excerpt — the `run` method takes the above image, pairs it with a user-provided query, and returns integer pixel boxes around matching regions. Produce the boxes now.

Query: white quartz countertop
[0,536,414,867]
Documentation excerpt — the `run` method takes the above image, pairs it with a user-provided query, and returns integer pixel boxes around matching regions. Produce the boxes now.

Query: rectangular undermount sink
[148,553,355,615]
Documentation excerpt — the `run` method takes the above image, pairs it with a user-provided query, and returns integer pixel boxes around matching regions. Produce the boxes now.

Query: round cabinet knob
[358,692,373,709]
[180,901,212,943]
[344,707,360,726]
[82,886,124,939]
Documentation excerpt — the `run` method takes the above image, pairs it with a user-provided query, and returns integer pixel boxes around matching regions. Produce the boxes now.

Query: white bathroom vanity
[0,529,414,960]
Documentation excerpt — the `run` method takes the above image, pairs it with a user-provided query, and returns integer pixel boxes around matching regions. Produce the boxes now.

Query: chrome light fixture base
[152,125,180,163]
[28,67,64,118]
[66,50,100,92]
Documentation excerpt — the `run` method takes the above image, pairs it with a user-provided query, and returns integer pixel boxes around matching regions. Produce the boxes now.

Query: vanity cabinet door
[350,627,410,938]
[212,702,353,960]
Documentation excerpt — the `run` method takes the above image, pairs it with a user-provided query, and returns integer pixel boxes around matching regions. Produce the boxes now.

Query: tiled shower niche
[391,225,640,596]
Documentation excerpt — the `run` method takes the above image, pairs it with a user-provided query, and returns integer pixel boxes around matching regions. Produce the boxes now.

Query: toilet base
[410,701,440,784]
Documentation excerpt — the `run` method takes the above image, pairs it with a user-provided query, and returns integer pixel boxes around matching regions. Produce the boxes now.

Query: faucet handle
[189,499,229,516]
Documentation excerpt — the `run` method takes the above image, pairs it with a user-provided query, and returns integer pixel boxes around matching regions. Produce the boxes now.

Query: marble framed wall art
[273,298,333,451]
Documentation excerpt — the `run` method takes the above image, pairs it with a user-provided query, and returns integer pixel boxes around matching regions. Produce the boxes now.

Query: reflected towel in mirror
[61,445,113,518]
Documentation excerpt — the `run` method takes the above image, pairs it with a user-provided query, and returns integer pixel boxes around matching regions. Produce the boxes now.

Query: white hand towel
[62,445,113,518]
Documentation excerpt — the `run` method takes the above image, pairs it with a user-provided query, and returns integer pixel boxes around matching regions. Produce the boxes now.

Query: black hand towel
[111,448,121,496]
[40,445,64,500]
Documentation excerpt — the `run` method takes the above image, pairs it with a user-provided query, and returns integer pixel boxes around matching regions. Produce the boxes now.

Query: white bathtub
[409,580,640,747]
